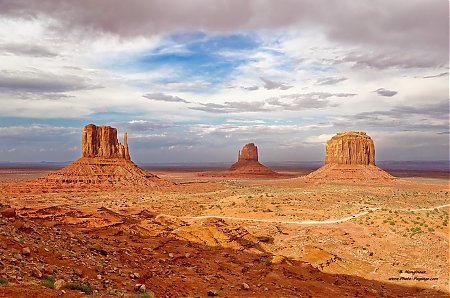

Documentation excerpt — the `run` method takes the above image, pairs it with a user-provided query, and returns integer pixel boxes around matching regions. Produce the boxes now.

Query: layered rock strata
[82,124,130,159]
[306,132,394,184]
[325,132,375,165]
[5,124,170,192]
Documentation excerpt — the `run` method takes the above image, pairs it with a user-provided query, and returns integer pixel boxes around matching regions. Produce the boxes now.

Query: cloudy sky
[0,0,448,163]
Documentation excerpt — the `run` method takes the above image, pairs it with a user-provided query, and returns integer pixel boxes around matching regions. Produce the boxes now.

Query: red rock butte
[325,132,375,165]
[5,124,170,192]
[305,132,395,183]
[82,124,130,160]
[228,143,278,176]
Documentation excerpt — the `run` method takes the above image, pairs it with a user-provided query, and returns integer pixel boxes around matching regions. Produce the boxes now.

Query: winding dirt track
[156,204,450,225]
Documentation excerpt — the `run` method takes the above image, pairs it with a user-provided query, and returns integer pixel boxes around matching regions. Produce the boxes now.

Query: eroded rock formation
[82,124,130,159]
[5,124,170,192]
[198,143,280,177]
[305,132,394,184]
[325,132,374,165]
[237,143,258,162]
[228,143,277,176]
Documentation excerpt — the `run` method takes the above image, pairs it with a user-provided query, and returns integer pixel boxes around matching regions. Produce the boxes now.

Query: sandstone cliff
[82,124,130,160]
[6,124,170,192]
[237,143,258,162]
[325,132,374,165]
[306,132,394,184]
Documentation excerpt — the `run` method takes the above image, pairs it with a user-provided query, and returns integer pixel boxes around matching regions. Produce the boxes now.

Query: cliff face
[82,124,130,160]
[6,124,171,192]
[325,132,375,165]
[305,131,394,184]
[238,143,258,161]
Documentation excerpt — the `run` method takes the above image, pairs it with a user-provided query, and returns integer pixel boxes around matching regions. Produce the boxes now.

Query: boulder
[0,208,16,218]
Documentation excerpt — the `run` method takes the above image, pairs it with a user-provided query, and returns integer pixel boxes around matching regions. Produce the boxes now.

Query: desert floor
[0,167,448,297]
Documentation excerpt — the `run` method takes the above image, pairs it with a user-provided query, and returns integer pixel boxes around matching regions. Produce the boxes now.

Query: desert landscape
[0,1,448,297]
[0,125,448,297]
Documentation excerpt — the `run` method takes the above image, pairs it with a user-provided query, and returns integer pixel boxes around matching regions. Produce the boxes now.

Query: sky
[0,0,448,163]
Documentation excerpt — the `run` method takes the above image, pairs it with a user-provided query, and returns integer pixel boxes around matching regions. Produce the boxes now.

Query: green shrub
[40,276,55,289]
[65,281,93,295]
[132,293,155,298]
[0,277,8,284]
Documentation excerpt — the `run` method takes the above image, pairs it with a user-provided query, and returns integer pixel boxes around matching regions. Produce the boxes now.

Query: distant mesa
[200,143,280,178]
[6,124,170,192]
[228,143,276,175]
[305,132,395,183]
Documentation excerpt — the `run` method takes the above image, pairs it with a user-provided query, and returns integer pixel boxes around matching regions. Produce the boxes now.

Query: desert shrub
[0,277,8,284]
[132,293,155,298]
[65,281,93,295]
[40,276,55,289]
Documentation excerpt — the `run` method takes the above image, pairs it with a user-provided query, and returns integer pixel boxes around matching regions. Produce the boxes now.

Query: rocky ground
[0,168,449,297]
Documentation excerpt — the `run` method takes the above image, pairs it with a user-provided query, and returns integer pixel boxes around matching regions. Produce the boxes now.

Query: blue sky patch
[135,32,261,87]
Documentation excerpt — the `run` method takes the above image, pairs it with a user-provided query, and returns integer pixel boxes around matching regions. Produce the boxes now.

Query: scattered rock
[22,247,31,256]
[207,289,219,296]
[130,272,140,279]
[0,208,16,218]
[74,268,83,277]
[139,284,146,293]
[242,282,250,290]
[90,244,107,256]
[54,279,65,290]
[134,283,146,292]
[271,255,286,264]
[31,267,42,278]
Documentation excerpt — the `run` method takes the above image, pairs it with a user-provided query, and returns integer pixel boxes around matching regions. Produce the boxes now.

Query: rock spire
[82,124,130,160]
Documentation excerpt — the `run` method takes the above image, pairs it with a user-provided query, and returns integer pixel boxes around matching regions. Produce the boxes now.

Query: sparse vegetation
[0,277,8,284]
[131,293,155,298]
[65,281,93,295]
[40,276,55,289]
